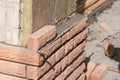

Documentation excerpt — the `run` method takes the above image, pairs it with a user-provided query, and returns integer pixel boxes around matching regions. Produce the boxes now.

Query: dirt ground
[85,0,120,80]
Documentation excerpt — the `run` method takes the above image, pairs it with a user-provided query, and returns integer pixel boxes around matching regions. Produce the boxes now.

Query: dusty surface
[85,0,120,79]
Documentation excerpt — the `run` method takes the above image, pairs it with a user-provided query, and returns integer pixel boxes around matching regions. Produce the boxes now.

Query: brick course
[0,18,88,80]
[0,60,26,77]
[0,44,44,66]
[28,25,57,50]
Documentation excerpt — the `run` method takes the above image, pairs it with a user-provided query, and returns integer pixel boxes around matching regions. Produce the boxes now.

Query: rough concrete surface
[85,0,120,79]
[0,0,20,45]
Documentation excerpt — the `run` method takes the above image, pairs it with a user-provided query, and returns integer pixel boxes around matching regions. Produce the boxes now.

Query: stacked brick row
[0,18,88,80]
[85,62,108,80]
[27,18,88,80]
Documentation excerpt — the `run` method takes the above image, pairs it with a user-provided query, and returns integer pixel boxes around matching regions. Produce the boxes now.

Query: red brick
[55,46,65,62]
[54,62,61,76]
[29,46,64,79]
[40,42,85,80]
[103,40,116,57]
[38,63,50,77]
[66,63,85,80]
[46,26,57,42]
[27,54,56,79]
[47,54,56,66]
[41,69,55,80]
[27,63,52,79]
[0,73,27,80]
[73,28,88,47]
[0,44,43,66]
[55,73,64,80]
[65,39,74,55]
[41,62,61,80]
[90,64,108,80]
[42,38,62,57]
[28,25,56,50]
[100,23,112,32]
[77,73,86,80]
[86,62,96,80]
[70,51,86,71]
[27,66,39,80]
[69,18,88,38]
[57,52,85,80]
[0,60,26,77]
[60,41,85,71]
[67,42,85,65]
[62,32,70,44]
[60,55,68,70]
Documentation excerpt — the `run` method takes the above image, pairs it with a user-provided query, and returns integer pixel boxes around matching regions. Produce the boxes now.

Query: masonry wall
[0,17,88,80]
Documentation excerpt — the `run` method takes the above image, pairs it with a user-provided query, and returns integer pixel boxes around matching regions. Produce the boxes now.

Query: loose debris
[103,39,116,58]
[100,23,112,32]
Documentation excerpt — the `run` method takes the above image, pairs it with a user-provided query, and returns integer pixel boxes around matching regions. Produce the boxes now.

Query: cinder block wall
[0,17,88,80]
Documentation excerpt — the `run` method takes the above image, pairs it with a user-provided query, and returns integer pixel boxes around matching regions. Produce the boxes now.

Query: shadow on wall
[112,48,120,72]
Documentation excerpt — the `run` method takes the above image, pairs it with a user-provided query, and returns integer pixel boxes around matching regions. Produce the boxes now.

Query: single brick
[70,51,86,71]
[27,66,39,80]
[28,25,57,50]
[0,73,27,80]
[61,32,70,44]
[69,18,88,38]
[55,46,65,62]
[65,39,74,55]
[0,60,26,77]
[73,32,83,47]
[73,28,88,47]
[41,62,61,80]
[67,41,85,65]
[66,63,85,80]
[27,63,52,79]
[47,54,56,66]
[77,73,86,80]
[42,38,62,57]
[86,62,96,80]
[55,72,64,80]
[103,39,116,57]
[100,23,112,32]
[37,63,50,78]
[0,44,43,66]
[27,54,56,79]
[60,55,69,70]
[90,64,108,80]
[41,69,55,80]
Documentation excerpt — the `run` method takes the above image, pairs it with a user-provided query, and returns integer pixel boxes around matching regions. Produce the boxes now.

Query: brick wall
[0,17,88,80]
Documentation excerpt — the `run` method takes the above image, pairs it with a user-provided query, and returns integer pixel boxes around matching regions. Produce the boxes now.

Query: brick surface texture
[0,18,88,80]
